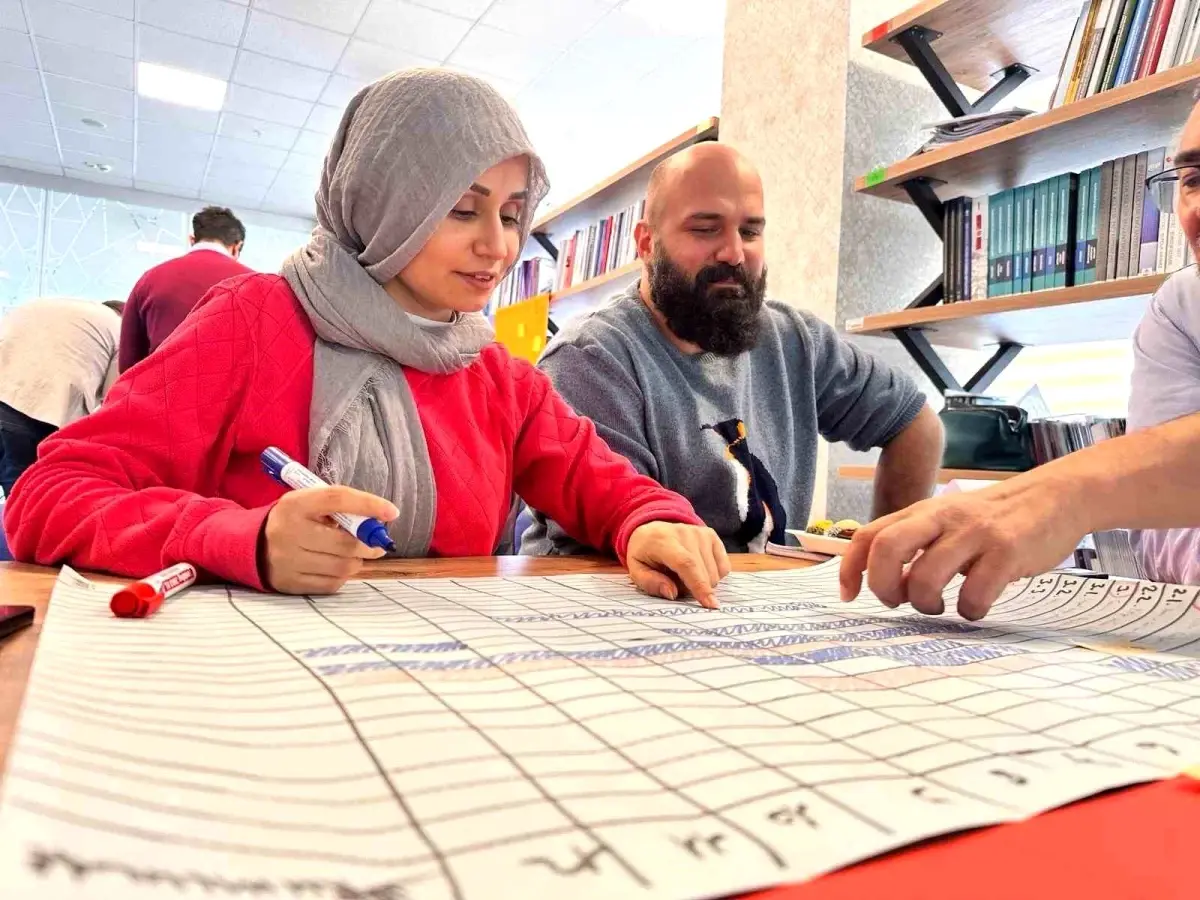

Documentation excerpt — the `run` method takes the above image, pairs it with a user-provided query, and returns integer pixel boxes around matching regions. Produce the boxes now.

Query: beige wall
[720,0,853,519]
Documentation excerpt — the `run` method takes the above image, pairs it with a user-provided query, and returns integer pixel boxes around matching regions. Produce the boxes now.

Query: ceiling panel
[0,61,41,97]
[0,138,59,166]
[338,38,433,81]
[24,0,134,56]
[219,112,300,150]
[2,90,49,124]
[291,129,331,157]
[243,11,348,69]
[43,73,133,117]
[135,179,201,198]
[282,149,324,175]
[53,0,133,20]
[317,73,365,108]
[405,0,493,18]
[3,119,55,146]
[0,156,62,175]
[61,149,134,180]
[137,96,220,132]
[138,25,238,79]
[53,104,133,140]
[481,0,611,46]
[447,24,549,82]
[303,103,344,135]
[224,83,314,128]
[135,150,209,185]
[232,51,331,101]
[0,0,28,32]
[0,29,35,67]
[139,119,216,155]
[210,136,287,167]
[254,0,371,34]
[356,0,473,60]
[36,38,134,90]
[138,0,247,45]
[57,128,133,159]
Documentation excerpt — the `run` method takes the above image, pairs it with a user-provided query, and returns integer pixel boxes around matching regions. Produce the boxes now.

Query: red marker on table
[110,563,197,618]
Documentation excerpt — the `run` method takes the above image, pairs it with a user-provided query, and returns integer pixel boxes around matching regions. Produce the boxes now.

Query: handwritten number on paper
[911,786,951,804]
[1135,741,1179,755]
[522,845,610,877]
[1064,752,1119,767]
[673,834,727,859]
[1168,588,1191,603]
[989,769,1028,786]
[767,803,818,828]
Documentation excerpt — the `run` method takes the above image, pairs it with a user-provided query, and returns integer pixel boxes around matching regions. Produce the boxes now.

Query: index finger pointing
[658,545,717,609]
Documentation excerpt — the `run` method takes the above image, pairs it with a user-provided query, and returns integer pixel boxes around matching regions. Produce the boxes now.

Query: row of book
[941,148,1194,302]
[552,198,646,293]
[488,258,552,314]
[1052,0,1200,109]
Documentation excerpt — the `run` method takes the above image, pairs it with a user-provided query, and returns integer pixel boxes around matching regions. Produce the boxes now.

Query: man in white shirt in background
[0,298,124,497]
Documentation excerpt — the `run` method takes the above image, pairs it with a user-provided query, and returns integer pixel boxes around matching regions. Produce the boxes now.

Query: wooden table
[1,555,1195,900]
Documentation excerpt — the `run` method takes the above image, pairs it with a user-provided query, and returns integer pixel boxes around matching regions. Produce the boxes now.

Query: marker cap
[110,583,164,618]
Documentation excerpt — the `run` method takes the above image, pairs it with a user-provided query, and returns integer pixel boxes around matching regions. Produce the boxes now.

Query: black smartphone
[0,606,34,641]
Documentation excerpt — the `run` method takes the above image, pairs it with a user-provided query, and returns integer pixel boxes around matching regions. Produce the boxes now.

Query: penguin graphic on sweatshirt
[702,418,787,552]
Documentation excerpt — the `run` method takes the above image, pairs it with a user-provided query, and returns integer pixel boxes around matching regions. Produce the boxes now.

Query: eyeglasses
[1145,164,1200,213]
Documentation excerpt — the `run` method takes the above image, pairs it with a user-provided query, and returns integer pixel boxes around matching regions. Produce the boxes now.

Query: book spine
[1170,212,1188,270]
[952,199,963,301]
[971,195,989,300]
[1138,0,1175,77]
[1174,0,1200,65]
[987,193,999,297]
[1067,0,1103,103]
[1115,0,1157,85]
[1001,190,1015,295]
[943,199,953,301]
[1103,0,1140,91]
[1127,150,1149,275]
[1139,147,1165,272]
[1157,211,1172,271]
[1114,155,1134,278]
[1097,159,1116,279]
[1075,169,1092,282]
[961,197,972,301]
[1011,187,1024,296]
[1064,174,1080,287]
[1157,0,1192,69]
[1024,185,1036,292]
[1090,0,1128,94]
[1087,166,1103,282]
[1032,180,1045,290]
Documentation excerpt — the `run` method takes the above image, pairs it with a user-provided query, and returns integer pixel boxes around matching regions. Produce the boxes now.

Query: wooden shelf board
[550,261,640,304]
[839,465,1021,484]
[531,117,719,240]
[862,0,1082,92]
[855,62,1200,204]
[845,274,1166,350]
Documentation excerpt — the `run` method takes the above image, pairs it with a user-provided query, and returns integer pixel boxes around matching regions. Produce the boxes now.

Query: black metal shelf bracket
[891,25,1034,119]
[894,328,1022,395]
[532,231,558,261]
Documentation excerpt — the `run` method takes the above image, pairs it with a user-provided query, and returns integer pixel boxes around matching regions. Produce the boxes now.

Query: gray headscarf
[281,68,549,556]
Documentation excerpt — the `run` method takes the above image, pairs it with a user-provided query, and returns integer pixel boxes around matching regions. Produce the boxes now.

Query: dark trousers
[0,402,56,498]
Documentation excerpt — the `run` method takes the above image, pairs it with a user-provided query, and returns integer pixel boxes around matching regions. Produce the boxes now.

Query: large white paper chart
[4,563,1200,900]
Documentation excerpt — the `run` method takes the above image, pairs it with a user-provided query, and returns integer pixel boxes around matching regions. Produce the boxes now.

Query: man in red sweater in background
[118,206,253,373]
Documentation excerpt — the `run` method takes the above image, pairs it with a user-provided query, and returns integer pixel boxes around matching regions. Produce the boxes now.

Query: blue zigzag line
[493,601,828,624]
[298,641,467,659]
[1107,656,1200,681]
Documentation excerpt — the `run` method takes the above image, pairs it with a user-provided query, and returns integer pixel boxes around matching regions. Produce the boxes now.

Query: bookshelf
[846,274,1166,349]
[863,0,1082,92]
[839,465,1020,483]
[856,61,1200,203]
[552,261,642,303]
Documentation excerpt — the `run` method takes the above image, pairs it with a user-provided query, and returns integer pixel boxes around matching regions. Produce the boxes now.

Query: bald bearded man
[522,143,943,556]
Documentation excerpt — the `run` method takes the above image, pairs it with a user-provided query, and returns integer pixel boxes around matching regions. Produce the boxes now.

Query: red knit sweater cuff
[178,504,273,591]
[612,501,706,566]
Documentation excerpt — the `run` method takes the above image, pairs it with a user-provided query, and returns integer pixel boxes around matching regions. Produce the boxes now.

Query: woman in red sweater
[5,69,729,605]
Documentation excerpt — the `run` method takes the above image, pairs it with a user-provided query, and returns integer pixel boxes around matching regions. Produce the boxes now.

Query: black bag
[939,404,1036,472]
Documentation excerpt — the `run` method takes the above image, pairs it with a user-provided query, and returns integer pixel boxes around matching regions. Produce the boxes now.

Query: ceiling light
[82,161,113,173]
[137,61,227,112]
[80,117,106,129]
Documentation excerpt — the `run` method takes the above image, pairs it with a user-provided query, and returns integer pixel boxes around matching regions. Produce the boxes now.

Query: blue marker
[260,447,397,553]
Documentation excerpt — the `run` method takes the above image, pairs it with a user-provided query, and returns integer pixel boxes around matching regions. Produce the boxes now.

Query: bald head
[645,142,764,228]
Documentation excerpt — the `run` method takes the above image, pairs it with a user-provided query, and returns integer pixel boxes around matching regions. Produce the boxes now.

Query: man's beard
[647,247,767,356]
